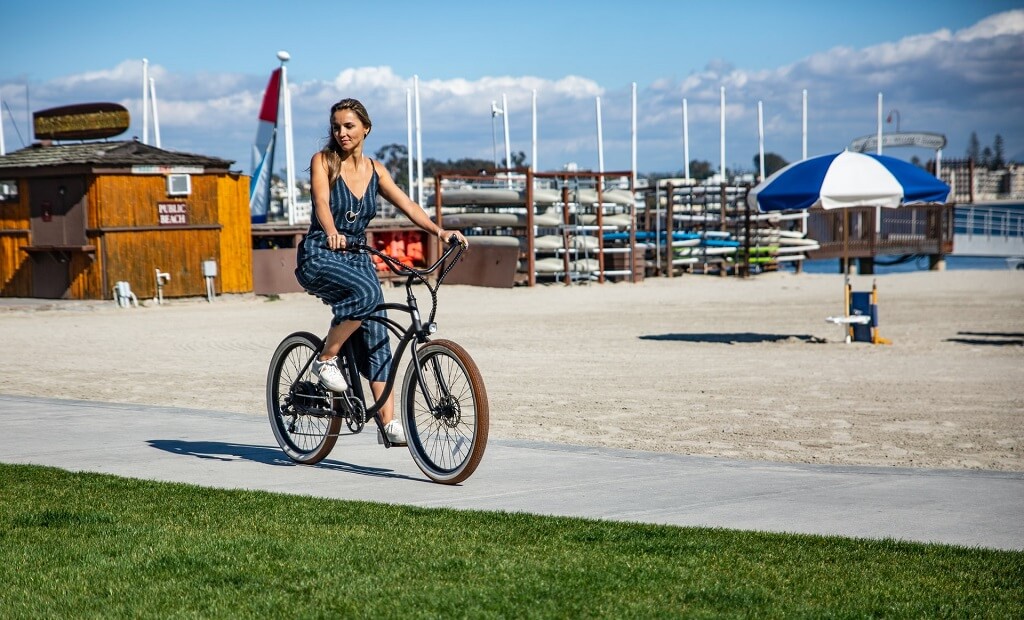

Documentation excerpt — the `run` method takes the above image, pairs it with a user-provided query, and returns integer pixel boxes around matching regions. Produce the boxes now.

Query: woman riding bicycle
[295,98,467,445]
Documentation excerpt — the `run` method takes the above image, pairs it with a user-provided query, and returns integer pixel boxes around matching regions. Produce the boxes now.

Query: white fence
[953,205,1024,257]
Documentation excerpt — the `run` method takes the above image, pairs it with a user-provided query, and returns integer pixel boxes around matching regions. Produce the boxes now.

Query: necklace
[344,158,364,223]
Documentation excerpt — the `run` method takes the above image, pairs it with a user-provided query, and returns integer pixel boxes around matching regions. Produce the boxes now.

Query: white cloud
[957,9,1024,41]
[3,10,1022,174]
[52,60,146,90]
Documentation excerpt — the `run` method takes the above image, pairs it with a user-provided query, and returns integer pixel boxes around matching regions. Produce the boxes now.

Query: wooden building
[0,140,252,300]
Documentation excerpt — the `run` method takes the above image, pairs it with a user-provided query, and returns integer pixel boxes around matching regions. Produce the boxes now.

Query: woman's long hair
[318,98,372,186]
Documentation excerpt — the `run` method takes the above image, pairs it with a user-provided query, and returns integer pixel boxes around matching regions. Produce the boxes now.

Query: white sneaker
[311,356,347,392]
[383,419,406,445]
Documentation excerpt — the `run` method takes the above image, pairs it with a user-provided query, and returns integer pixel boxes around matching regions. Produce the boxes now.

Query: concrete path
[1,394,1021,551]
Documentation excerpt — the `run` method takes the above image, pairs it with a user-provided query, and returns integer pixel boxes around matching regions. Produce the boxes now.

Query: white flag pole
[501,93,511,188]
[595,96,604,175]
[142,58,149,144]
[801,90,808,233]
[682,98,690,180]
[757,101,765,182]
[720,86,726,182]
[149,78,161,148]
[279,51,296,225]
[406,89,414,199]
[414,75,423,205]
[802,89,808,160]
[876,92,883,155]
[876,92,883,233]
[0,91,6,156]
[531,89,538,177]
[631,82,637,191]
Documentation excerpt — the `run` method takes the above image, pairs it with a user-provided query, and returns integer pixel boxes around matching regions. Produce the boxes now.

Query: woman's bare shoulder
[311,150,331,174]
[370,158,393,180]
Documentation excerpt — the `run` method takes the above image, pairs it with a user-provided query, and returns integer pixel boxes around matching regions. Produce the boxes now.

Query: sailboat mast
[0,91,5,156]
[142,58,149,145]
[279,51,296,226]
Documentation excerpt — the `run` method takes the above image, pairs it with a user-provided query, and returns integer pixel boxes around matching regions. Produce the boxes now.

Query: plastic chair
[826,280,891,344]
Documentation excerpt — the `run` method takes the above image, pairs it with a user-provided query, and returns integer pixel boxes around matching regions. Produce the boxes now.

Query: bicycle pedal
[377,429,407,448]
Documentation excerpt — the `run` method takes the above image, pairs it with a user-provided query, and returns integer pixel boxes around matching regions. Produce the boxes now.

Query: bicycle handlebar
[347,234,466,284]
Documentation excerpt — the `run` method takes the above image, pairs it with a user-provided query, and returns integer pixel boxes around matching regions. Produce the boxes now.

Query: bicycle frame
[313,239,466,445]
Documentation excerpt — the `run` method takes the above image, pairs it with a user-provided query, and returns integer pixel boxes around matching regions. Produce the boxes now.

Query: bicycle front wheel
[267,331,341,464]
[402,339,489,484]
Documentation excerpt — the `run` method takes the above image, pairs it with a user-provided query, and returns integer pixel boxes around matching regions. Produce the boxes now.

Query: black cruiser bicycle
[266,237,488,484]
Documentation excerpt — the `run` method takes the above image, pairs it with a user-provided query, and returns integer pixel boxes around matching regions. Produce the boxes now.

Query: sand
[1,269,1021,471]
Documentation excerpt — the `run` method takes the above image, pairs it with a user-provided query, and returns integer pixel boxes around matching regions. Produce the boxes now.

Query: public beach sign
[850,132,948,152]
[33,103,130,141]
[157,202,188,226]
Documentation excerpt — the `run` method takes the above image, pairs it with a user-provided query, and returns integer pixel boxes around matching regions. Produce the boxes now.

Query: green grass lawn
[1,463,1021,618]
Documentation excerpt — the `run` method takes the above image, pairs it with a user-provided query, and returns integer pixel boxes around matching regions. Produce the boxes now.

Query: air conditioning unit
[167,174,191,196]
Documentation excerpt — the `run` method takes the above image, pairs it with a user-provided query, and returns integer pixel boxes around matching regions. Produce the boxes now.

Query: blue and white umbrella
[747,151,950,212]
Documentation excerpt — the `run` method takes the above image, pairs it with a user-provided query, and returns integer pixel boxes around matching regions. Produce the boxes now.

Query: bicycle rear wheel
[267,331,341,464]
[402,339,489,484]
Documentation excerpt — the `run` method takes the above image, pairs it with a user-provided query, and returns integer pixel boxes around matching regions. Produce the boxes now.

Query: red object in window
[372,231,414,268]
[405,231,424,264]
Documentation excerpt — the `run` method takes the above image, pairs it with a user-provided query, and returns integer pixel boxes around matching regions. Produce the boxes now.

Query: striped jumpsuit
[295,161,392,382]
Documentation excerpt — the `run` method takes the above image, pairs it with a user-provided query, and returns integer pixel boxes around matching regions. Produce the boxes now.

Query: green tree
[689,160,714,181]
[967,132,981,161]
[980,146,993,169]
[374,143,410,191]
[424,157,496,177]
[992,134,1005,169]
[753,152,788,177]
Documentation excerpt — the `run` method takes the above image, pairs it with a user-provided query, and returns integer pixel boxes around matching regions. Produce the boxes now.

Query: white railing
[953,205,1024,257]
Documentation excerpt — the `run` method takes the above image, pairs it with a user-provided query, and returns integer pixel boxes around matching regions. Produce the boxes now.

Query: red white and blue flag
[249,68,281,223]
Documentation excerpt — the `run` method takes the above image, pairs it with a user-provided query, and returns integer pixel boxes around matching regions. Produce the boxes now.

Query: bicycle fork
[412,344,458,425]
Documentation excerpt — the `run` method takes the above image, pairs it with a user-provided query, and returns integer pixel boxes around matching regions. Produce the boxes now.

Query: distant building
[1007,164,1024,199]
[937,159,1024,203]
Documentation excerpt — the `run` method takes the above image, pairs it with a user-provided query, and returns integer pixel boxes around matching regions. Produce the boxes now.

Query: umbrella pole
[843,210,851,342]
[843,210,850,285]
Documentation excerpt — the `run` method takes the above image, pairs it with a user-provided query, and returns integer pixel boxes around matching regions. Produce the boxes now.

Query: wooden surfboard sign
[33,102,131,140]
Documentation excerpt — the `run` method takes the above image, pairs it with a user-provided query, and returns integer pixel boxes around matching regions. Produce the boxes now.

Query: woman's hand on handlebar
[326,231,347,251]
[438,229,468,248]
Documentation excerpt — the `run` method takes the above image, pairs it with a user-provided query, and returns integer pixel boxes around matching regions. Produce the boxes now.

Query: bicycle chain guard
[285,380,367,436]
[340,393,366,433]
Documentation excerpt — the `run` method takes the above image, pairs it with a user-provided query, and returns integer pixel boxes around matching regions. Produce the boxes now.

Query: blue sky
[2,1,1022,177]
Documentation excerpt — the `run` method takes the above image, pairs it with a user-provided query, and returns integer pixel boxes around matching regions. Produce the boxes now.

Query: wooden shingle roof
[0,140,234,172]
